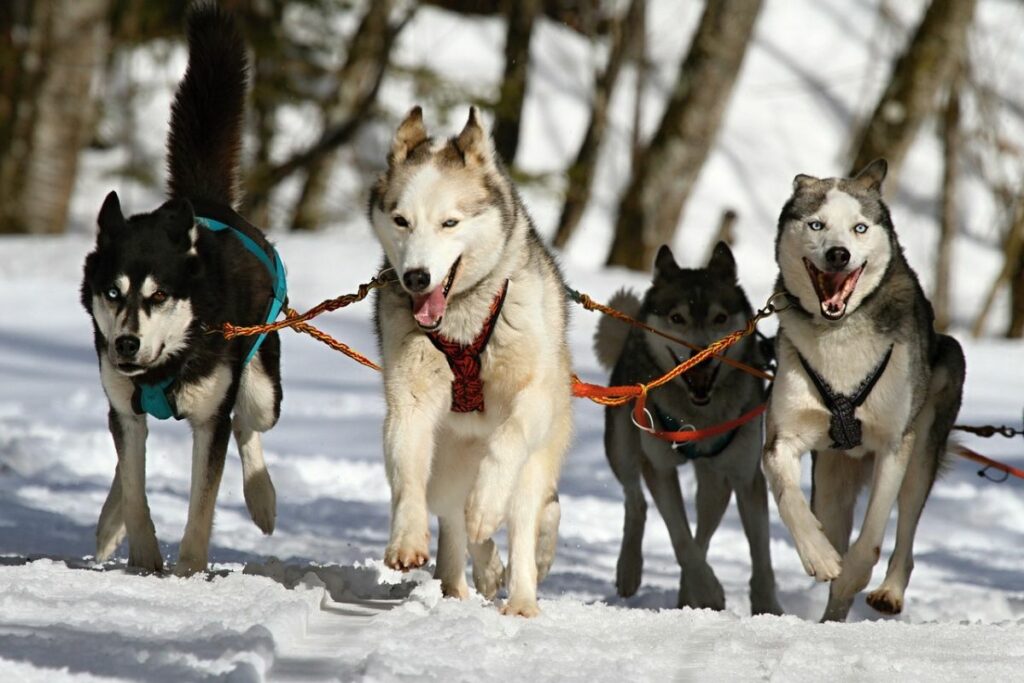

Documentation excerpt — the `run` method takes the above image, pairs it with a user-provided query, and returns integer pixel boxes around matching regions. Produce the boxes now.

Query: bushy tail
[166,3,248,207]
[593,288,642,370]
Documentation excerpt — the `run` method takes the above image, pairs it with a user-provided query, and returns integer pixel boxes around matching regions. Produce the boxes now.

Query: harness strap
[650,402,749,461]
[134,214,287,420]
[797,345,893,450]
[632,387,766,453]
[427,281,509,413]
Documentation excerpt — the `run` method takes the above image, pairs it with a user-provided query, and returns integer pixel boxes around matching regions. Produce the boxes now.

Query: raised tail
[166,3,248,207]
[593,288,642,370]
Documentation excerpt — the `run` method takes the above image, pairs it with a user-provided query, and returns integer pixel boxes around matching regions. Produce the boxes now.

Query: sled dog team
[80,6,964,622]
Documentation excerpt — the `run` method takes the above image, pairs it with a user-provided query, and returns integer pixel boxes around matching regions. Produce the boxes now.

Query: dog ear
[792,174,819,192]
[654,244,679,280]
[454,106,491,166]
[707,241,737,282]
[390,106,427,165]
[851,158,887,192]
[156,198,197,249]
[97,191,124,241]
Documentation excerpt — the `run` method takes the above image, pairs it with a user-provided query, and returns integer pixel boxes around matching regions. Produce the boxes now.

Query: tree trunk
[606,0,763,271]
[933,79,960,333]
[630,0,647,177]
[290,0,394,232]
[1008,207,1024,338]
[1,0,109,234]
[552,0,642,250]
[971,198,1024,338]
[848,0,976,181]
[491,0,542,165]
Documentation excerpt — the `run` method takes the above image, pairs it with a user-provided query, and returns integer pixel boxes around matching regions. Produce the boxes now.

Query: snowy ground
[3,0,1024,680]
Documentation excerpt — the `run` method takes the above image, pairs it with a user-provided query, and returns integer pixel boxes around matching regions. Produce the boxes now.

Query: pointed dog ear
[792,173,819,192]
[454,106,490,166]
[654,244,679,280]
[390,106,427,165]
[707,241,737,282]
[851,158,888,192]
[156,198,197,249]
[97,191,124,237]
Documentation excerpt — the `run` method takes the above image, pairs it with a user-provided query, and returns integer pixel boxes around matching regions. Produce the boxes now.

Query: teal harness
[132,215,287,420]
[651,403,739,462]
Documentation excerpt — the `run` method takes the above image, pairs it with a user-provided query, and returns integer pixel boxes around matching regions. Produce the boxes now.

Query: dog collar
[132,212,287,420]
[651,403,739,461]
[797,345,893,450]
[426,280,509,413]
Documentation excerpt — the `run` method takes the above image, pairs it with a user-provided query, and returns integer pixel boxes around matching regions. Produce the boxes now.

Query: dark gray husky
[595,243,782,614]
[80,5,285,575]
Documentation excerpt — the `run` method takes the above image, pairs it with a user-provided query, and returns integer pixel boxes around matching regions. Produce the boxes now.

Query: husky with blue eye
[764,159,965,621]
[80,4,285,576]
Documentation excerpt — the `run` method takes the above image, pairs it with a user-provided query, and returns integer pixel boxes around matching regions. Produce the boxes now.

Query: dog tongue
[412,286,447,327]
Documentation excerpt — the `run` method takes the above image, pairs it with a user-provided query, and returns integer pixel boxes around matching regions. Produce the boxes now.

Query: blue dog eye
[105,287,120,301]
[854,223,869,234]
[808,220,824,231]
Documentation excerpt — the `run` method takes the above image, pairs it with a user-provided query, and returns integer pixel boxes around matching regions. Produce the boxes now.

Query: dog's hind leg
[535,493,560,583]
[642,458,724,610]
[694,461,732,553]
[175,414,232,576]
[812,451,868,621]
[109,408,163,572]
[605,405,646,597]
[233,354,279,535]
[734,465,783,616]
[469,540,505,600]
[436,515,470,599]
[95,462,126,562]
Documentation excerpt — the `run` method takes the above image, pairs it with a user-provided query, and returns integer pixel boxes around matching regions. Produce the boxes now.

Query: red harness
[427,281,509,413]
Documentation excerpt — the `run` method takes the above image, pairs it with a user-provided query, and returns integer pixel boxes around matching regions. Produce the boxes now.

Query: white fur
[136,297,193,367]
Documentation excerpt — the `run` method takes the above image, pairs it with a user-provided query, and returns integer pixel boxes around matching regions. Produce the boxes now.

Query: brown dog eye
[714,313,727,324]
[670,313,685,325]
[151,290,167,304]
[393,215,409,228]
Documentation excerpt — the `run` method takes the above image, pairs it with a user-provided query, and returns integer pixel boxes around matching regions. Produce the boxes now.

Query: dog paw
[173,555,207,577]
[679,561,725,611]
[615,551,643,598]
[750,592,784,616]
[384,532,430,571]
[501,599,541,618]
[464,497,505,545]
[244,473,277,536]
[865,587,904,615]
[127,539,164,574]
[471,550,505,600]
[794,531,842,582]
[441,577,470,600]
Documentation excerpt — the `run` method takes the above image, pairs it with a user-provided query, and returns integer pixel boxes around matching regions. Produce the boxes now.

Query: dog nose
[403,269,431,293]
[115,335,140,358]
[826,246,851,270]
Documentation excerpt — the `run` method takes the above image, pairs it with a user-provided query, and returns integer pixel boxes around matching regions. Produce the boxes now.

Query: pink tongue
[412,286,447,327]
[822,272,848,307]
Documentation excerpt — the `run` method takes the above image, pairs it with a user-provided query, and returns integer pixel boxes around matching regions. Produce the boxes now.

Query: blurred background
[1,0,1022,335]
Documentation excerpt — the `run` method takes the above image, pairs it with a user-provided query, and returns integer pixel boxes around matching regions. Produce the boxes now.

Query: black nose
[115,335,140,358]
[826,246,851,270]
[403,269,431,293]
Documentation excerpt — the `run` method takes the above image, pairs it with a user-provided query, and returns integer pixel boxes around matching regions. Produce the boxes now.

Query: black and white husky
[80,5,284,575]
[594,243,782,614]
[764,159,965,621]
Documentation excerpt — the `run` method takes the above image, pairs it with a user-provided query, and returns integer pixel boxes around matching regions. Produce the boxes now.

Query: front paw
[384,529,430,571]
[794,530,842,581]
[865,587,903,614]
[679,560,725,611]
[501,599,541,618]
[465,488,507,545]
[173,555,207,577]
[127,538,164,574]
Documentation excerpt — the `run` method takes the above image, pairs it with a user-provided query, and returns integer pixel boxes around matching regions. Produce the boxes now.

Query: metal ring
[630,407,657,434]
[766,291,791,313]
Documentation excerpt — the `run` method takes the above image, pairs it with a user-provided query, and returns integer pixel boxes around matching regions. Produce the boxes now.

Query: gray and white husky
[80,6,281,575]
[594,243,782,614]
[764,159,965,621]
[369,107,572,616]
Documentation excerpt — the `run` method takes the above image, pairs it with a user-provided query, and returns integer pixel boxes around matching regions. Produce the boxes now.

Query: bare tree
[933,77,960,332]
[606,0,763,270]
[491,0,542,165]
[848,0,976,180]
[290,0,395,231]
[553,0,643,249]
[0,0,109,234]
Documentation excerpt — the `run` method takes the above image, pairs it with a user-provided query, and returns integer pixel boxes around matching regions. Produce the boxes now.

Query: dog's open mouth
[669,347,719,406]
[803,258,865,321]
[410,256,461,331]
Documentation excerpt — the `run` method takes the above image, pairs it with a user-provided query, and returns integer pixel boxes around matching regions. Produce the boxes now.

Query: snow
[3,0,1024,680]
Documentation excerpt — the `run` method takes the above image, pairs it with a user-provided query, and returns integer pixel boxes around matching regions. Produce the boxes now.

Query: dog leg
[606,406,646,598]
[826,434,913,621]
[501,456,548,618]
[693,462,732,553]
[384,403,440,572]
[641,460,724,610]
[764,431,841,582]
[465,422,528,545]
[95,461,126,562]
[469,540,505,600]
[812,451,869,621]
[734,466,783,616]
[110,409,163,572]
[436,515,470,599]
[175,415,231,576]
[232,416,276,535]
[535,493,561,583]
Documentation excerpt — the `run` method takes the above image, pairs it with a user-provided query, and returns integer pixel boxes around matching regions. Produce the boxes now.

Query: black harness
[797,346,893,450]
